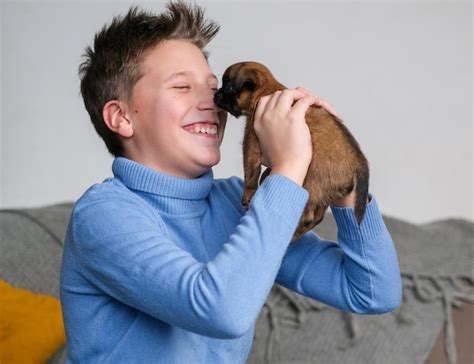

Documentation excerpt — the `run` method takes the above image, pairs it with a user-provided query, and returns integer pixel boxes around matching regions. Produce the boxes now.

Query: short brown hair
[79,2,220,157]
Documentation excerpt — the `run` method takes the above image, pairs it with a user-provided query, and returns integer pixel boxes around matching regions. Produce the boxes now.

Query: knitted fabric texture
[59,157,401,363]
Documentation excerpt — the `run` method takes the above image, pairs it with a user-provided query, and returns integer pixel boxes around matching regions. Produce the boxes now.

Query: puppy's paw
[242,189,256,209]
[241,196,250,209]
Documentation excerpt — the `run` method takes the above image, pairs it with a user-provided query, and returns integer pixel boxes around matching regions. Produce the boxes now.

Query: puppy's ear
[242,79,256,91]
[234,72,256,93]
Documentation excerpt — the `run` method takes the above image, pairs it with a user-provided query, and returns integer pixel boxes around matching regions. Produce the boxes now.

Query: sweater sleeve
[68,174,308,339]
[275,195,402,314]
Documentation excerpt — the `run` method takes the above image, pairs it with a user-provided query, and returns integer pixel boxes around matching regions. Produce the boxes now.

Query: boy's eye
[172,85,218,91]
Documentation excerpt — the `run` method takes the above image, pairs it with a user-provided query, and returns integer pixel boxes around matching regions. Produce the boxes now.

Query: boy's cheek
[217,112,227,145]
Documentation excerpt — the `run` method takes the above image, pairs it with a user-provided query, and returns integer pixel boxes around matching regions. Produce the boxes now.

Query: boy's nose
[198,89,219,111]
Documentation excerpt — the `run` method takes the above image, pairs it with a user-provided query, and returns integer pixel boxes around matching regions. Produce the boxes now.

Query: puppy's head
[214,62,283,118]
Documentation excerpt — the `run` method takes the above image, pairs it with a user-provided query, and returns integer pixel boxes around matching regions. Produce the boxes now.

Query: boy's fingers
[295,87,341,114]
[295,86,323,106]
[267,90,283,109]
[254,94,271,123]
[295,86,313,97]
[256,89,340,122]
[275,89,306,111]
[291,94,318,120]
[318,100,340,118]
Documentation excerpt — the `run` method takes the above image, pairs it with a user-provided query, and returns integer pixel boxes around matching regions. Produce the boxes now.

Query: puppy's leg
[291,202,327,242]
[242,127,262,209]
[312,205,327,226]
[291,198,315,242]
[291,167,328,241]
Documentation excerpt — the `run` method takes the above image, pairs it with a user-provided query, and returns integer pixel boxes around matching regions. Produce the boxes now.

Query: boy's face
[122,40,226,178]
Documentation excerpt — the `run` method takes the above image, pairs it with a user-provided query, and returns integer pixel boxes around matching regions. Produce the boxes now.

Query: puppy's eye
[243,80,256,91]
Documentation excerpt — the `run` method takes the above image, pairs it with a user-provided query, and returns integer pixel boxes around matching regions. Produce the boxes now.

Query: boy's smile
[183,122,219,137]
[120,40,226,178]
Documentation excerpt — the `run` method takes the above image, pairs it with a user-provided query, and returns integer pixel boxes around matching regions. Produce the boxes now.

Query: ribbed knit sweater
[60,157,402,363]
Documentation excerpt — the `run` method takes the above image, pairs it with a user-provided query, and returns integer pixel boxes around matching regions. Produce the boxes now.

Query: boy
[60,2,402,363]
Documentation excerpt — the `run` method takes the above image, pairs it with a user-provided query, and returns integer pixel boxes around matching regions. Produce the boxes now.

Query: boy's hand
[295,87,341,118]
[254,89,316,186]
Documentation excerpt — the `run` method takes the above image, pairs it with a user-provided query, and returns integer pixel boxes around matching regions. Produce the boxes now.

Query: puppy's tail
[354,168,369,224]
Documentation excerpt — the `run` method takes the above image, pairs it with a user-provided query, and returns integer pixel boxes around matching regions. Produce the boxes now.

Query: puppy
[214,62,369,241]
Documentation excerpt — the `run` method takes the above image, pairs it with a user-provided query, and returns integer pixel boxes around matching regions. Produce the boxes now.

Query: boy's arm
[275,195,402,314]
[64,174,308,339]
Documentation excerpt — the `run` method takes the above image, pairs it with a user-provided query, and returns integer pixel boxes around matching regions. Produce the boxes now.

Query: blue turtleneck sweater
[60,157,401,363]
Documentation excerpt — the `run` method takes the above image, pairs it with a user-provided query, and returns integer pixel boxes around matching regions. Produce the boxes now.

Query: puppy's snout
[213,90,223,107]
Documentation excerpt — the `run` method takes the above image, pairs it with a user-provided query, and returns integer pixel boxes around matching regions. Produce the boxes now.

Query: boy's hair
[79,1,220,157]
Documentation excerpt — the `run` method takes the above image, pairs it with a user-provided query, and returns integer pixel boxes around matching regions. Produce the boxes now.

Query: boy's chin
[202,150,220,165]
[191,154,220,176]
[203,155,221,170]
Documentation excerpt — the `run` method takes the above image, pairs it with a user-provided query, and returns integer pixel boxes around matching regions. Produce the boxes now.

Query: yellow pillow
[0,279,66,363]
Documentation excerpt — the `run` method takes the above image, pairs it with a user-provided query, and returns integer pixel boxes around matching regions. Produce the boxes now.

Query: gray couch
[1,202,473,364]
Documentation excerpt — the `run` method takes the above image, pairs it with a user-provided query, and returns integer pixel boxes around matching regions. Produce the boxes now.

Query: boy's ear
[102,100,134,138]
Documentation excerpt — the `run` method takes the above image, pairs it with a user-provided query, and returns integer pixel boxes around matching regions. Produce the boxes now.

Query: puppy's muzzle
[213,90,224,108]
[214,86,242,117]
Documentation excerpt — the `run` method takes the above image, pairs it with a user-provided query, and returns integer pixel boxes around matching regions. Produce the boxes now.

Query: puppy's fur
[214,62,369,241]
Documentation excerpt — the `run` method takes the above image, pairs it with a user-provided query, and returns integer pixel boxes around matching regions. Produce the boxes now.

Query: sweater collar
[112,157,214,200]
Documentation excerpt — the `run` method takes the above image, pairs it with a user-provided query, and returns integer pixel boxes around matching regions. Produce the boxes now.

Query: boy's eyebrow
[165,71,218,83]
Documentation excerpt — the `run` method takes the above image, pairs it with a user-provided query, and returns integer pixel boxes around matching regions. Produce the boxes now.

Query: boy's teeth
[192,125,217,134]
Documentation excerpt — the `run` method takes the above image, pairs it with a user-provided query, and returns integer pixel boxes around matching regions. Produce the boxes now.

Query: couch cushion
[0,279,66,363]
[0,203,73,297]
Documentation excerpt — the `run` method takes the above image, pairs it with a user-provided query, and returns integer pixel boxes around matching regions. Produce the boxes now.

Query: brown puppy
[214,61,369,241]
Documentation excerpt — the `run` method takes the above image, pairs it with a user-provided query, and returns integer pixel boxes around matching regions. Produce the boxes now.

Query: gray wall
[1,0,472,224]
